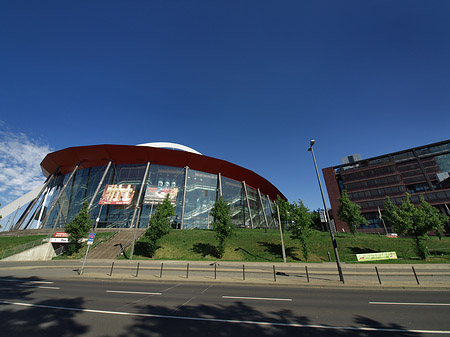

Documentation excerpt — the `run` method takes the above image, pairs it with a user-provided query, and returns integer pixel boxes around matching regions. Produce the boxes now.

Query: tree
[289,199,313,261]
[337,190,368,236]
[65,201,92,255]
[275,195,293,226]
[383,194,448,260]
[211,197,233,258]
[311,209,325,231]
[143,194,175,257]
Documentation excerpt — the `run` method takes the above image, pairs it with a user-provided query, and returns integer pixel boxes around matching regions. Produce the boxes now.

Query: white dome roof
[137,142,202,155]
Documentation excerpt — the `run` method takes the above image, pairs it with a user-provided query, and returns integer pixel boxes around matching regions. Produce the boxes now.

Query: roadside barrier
[75,261,449,286]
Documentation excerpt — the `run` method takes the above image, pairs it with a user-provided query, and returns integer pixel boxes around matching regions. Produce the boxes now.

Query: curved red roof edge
[40,144,286,201]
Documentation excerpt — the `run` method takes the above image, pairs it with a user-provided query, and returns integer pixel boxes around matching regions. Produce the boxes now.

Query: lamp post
[308,140,344,283]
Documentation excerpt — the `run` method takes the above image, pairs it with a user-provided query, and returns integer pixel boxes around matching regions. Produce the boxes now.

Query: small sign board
[319,210,326,223]
[87,233,96,245]
[357,251,397,262]
[50,237,69,243]
[53,232,69,238]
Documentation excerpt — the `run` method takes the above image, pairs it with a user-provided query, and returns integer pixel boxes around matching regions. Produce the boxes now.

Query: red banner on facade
[99,184,136,205]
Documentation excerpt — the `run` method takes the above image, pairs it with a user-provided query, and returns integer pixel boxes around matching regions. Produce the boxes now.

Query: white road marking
[1,300,449,335]
[222,296,292,302]
[162,284,181,292]
[17,285,60,290]
[173,297,196,312]
[370,301,450,306]
[0,279,54,284]
[200,284,213,294]
[106,290,162,296]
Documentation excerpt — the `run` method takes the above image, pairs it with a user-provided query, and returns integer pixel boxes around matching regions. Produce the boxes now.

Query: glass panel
[139,165,185,228]
[435,154,450,173]
[245,185,264,228]
[98,164,146,228]
[183,169,217,229]
[222,177,248,228]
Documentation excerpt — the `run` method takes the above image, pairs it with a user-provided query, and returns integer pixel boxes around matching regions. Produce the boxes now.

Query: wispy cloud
[0,121,53,206]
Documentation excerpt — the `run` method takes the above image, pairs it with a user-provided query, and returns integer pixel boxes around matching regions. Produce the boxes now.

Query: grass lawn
[130,229,450,263]
[3,229,449,263]
[0,235,48,258]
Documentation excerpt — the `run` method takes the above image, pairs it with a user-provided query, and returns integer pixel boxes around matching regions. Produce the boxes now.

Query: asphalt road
[0,276,449,336]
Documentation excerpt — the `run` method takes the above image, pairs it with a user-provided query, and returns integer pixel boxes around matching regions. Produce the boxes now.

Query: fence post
[186,263,189,279]
[243,264,245,281]
[160,263,164,278]
[412,266,420,285]
[305,266,310,283]
[375,266,382,284]
[135,263,140,277]
[273,265,277,282]
[214,264,217,279]
[109,262,115,276]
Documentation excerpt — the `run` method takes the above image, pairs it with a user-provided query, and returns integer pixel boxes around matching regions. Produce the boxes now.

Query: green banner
[356,251,397,262]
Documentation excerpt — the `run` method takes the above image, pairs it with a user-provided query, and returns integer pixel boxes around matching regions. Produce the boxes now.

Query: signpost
[80,233,95,275]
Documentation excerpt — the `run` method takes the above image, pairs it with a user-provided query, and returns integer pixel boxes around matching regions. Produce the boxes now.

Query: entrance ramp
[88,229,146,259]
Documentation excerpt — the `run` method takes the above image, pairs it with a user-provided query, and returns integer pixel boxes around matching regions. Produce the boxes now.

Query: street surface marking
[200,284,213,294]
[1,300,449,335]
[222,296,292,302]
[106,290,162,295]
[162,284,181,292]
[370,301,450,306]
[17,285,60,290]
[0,279,54,284]
[173,297,196,312]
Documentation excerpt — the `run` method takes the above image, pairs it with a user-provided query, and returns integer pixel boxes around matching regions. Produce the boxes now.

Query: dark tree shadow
[107,300,420,337]
[0,276,89,337]
[235,247,272,261]
[192,242,220,258]
[258,242,302,261]
[349,247,379,255]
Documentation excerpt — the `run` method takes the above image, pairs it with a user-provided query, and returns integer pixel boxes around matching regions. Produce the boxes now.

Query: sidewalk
[1,259,449,289]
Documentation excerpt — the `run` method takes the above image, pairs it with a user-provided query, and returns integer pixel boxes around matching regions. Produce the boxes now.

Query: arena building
[10,143,285,231]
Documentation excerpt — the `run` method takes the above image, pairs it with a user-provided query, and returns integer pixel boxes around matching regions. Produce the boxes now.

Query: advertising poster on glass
[143,187,178,206]
[99,184,136,205]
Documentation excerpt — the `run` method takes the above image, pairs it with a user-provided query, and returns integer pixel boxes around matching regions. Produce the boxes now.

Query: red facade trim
[40,144,286,201]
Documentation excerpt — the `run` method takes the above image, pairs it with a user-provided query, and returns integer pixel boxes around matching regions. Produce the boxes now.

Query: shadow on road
[0,276,89,337]
[105,301,419,337]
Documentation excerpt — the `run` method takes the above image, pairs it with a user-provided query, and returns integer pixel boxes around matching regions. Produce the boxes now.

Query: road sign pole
[80,233,96,275]
[80,244,91,275]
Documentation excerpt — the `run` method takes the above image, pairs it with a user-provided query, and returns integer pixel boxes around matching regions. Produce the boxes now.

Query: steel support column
[13,167,59,230]
[242,181,254,229]
[218,173,223,198]
[257,188,269,228]
[129,161,151,260]
[180,166,189,229]
[40,161,81,229]
[88,160,113,211]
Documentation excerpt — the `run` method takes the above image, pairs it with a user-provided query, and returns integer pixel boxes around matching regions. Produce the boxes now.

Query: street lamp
[308,140,345,283]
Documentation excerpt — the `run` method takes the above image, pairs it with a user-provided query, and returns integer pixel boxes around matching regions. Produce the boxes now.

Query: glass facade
[34,163,279,230]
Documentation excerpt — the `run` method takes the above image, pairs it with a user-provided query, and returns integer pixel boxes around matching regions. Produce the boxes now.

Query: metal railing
[0,236,49,260]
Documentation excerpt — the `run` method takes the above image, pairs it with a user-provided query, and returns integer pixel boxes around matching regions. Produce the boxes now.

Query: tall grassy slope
[134,229,450,263]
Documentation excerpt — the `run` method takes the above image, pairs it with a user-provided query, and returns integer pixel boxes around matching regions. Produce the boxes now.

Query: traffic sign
[87,233,96,245]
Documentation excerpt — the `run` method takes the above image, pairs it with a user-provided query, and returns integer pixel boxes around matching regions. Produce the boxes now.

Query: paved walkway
[0,259,449,289]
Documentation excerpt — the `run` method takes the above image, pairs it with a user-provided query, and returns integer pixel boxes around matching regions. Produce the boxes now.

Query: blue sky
[1,1,449,222]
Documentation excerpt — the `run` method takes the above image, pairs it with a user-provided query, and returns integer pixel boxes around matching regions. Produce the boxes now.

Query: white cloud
[0,122,53,206]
